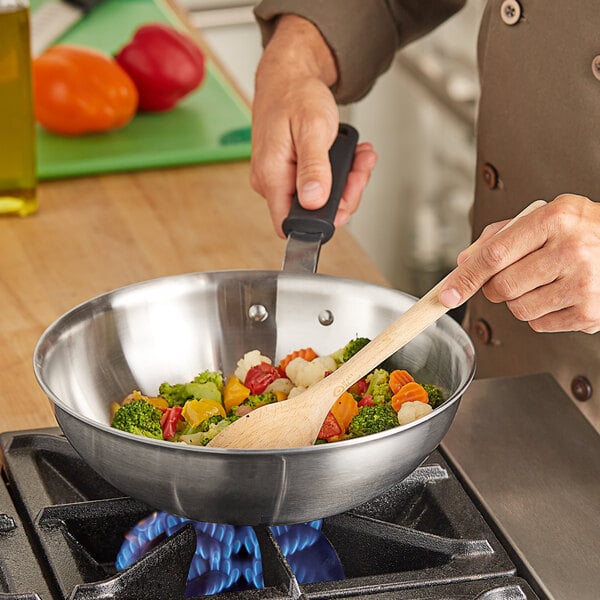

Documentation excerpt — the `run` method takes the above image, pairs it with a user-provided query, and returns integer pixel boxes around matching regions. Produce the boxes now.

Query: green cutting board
[30,0,252,180]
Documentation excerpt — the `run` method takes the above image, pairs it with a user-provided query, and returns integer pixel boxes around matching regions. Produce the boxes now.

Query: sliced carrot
[391,382,429,412]
[389,369,414,394]
[330,391,359,432]
[278,347,318,372]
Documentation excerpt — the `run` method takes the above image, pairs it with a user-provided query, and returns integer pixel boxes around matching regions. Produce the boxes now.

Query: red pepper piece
[317,411,343,440]
[160,406,183,440]
[358,394,374,407]
[115,23,205,112]
[349,378,368,396]
[244,362,280,394]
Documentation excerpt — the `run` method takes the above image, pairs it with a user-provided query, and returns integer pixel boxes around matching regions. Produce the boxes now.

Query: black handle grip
[282,123,359,244]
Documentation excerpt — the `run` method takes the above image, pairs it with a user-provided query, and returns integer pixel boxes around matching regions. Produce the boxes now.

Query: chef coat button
[571,375,593,401]
[500,0,522,25]
[473,319,493,345]
[482,163,499,190]
[592,55,600,81]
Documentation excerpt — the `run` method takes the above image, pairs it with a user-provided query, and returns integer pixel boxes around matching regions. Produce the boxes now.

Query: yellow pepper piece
[182,398,226,428]
[223,375,250,412]
[122,390,168,410]
[146,396,169,410]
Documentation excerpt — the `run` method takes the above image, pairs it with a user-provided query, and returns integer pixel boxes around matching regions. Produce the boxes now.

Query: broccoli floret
[112,400,163,440]
[194,370,224,393]
[178,415,241,446]
[348,404,398,438]
[175,414,227,440]
[421,383,445,409]
[240,392,278,410]
[343,337,371,362]
[159,378,222,407]
[199,414,224,432]
[198,416,241,446]
[365,368,392,405]
[331,337,371,365]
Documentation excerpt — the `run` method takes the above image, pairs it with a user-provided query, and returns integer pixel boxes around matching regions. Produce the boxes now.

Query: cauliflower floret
[234,350,272,382]
[285,355,337,388]
[265,377,294,396]
[287,386,307,399]
[397,401,433,425]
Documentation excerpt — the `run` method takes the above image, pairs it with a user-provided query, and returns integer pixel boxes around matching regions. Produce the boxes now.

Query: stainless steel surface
[281,232,323,274]
[33,270,475,525]
[442,373,600,600]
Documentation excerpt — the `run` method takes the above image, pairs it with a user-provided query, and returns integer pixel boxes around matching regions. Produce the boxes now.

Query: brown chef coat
[254,0,600,432]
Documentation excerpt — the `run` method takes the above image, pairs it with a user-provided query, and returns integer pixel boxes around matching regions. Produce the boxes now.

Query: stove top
[0,428,539,600]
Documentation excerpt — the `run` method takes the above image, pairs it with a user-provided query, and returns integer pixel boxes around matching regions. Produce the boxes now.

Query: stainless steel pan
[33,126,476,525]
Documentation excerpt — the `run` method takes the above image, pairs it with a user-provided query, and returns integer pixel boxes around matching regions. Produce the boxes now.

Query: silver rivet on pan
[318,310,334,326]
[248,304,269,322]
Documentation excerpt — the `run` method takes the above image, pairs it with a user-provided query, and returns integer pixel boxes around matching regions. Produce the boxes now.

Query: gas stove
[0,427,539,600]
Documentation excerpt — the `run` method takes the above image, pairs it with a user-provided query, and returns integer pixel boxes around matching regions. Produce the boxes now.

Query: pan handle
[282,123,359,244]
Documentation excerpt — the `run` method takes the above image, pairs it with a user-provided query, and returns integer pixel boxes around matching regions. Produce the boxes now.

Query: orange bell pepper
[223,375,250,413]
[33,44,138,135]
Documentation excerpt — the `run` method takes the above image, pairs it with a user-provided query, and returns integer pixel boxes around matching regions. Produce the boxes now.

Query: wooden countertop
[0,161,388,433]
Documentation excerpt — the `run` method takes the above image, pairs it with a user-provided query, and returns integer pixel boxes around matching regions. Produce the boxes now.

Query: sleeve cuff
[253,0,399,104]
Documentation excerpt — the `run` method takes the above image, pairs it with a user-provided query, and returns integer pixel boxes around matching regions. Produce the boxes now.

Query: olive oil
[0,1,37,216]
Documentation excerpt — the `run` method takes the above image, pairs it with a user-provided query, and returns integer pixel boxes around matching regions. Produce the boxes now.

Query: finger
[250,171,296,238]
[481,247,558,303]
[250,121,299,238]
[456,220,508,265]
[334,143,377,227]
[439,212,548,309]
[503,267,600,332]
[292,120,338,210]
[502,278,567,323]
[527,305,600,334]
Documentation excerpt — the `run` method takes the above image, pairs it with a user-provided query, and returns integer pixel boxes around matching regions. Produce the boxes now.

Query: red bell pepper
[358,394,374,407]
[244,362,280,394]
[115,23,205,112]
[317,412,343,440]
[160,406,183,440]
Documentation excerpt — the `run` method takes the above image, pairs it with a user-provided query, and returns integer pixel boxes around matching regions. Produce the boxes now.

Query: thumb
[295,133,335,210]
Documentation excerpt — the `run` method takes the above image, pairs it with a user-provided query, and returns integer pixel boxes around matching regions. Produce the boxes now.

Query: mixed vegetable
[115,23,206,112]
[33,23,206,136]
[110,337,447,446]
[33,45,139,135]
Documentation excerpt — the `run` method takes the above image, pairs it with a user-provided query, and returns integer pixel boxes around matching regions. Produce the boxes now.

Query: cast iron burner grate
[0,429,539,600]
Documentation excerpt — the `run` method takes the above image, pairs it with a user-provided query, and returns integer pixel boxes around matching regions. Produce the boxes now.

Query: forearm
[255,15,338,94]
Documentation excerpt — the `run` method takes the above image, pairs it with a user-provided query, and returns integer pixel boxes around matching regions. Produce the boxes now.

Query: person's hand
[250,15,377,237]
[439,194,600,333]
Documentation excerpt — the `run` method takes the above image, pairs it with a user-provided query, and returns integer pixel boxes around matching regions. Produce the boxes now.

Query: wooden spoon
[208,200,546,449]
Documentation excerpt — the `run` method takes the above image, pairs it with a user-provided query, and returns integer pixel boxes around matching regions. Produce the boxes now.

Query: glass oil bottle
[0,0,37,216]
